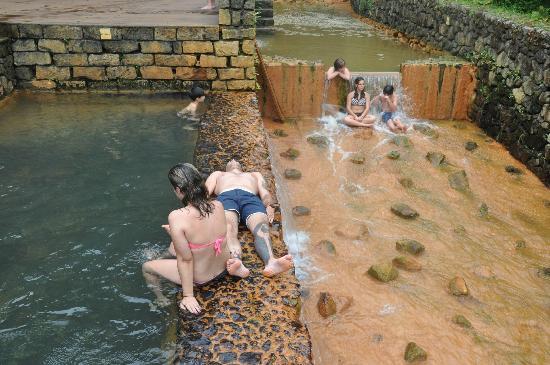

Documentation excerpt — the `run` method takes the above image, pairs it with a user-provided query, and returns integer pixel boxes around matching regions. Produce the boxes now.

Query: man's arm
[168,211,201,314]
[204,171,221,196]
[253,172,275,223]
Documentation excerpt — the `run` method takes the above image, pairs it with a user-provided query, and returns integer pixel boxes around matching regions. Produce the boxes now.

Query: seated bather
[343,76,377,127]
[177,86,206,120]
[142,163,249,314]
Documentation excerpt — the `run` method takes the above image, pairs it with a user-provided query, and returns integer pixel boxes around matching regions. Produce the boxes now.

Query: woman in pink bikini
[142,163,249,313]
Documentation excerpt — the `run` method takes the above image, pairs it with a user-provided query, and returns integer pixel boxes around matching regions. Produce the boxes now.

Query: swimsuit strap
[188,235,225,256]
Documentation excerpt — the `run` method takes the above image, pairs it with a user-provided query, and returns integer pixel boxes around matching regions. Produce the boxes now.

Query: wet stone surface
[183,92,312,364]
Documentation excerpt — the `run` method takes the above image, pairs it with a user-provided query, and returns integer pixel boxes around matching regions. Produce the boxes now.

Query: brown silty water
[265,94,549,363]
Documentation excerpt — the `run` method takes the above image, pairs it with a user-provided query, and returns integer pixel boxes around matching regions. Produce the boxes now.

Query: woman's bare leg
[343,115,373,127]
[142,259,180,306]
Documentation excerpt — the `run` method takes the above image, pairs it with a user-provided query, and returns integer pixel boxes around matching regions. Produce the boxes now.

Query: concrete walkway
[0,0,218,26]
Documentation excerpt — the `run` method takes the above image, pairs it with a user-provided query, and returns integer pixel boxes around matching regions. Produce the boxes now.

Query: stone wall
[256,0,275,28]
[351,0,550,185]
[0,25,16,99]
[0,0,256,92]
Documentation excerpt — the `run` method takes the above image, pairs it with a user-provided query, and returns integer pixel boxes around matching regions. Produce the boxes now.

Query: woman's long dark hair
[168,163,214,218]
[353,76,365,101]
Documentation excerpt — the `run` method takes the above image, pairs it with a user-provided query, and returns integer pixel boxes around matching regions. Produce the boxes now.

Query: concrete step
[256,17,274,27]
[257,9,273,17]
[255,0,273,9]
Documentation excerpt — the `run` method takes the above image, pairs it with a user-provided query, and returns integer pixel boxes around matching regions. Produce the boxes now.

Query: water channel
[0,93,197,364]
[261,2,549,365]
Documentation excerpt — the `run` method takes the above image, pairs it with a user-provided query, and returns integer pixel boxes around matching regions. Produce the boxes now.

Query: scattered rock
[413,124,438,138]
[505,165,522,174]
[465,141,478,151]
[452,314,472,329]
[367,262,399,282]
[334,223,369,240]
[453,225,466,234]
[392,256,422,271]
[292,206,310,216]
[317,292,337,318]
[453,123,466,129]
[537,267,550,278]
[395,239,425,255]
[342,182,362,194]
[387,150,400,160]
[449,276,470,296]
[349,153,366,164]
[515,240,527,249]
[478,202,489,217]
[306,134,329,148]
[392,135,412,148]
[404,342,427,362]
[318,240,336,256]
[371,333,384,343]
[426,151,446,167]
[399,177,414,188]
[448,170,470,191]
[391,203,419,219]
[473,265,496,279]
[543,199,550,208]
[280,148,300,160]
[273,129,288,137]
[284,168,302,180]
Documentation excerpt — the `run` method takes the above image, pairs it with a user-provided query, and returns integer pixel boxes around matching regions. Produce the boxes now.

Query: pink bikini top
[188,236,225,256]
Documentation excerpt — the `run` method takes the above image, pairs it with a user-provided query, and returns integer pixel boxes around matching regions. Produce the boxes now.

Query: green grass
[440,0,550,30]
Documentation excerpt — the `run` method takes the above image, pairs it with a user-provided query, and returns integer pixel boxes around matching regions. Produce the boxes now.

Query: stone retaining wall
[0,25,16,99]
[351,0,550,185]
[0,0,256,92]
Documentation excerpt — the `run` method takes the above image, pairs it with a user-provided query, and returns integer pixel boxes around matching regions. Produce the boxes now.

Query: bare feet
[201,5,215,10]
[226,258,250,278]
[263,255,293,277]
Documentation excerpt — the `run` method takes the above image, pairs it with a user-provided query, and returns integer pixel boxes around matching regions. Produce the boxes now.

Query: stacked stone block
[1,3,257,92]
[216,0,257,91]
[351,0,550,185]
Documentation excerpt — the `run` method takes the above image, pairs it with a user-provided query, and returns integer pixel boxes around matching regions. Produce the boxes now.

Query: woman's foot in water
[263,255,293,277]
[227,258,250,278]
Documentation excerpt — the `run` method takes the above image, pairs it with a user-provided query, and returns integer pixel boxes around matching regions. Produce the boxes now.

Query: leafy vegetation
[442,0,549,29]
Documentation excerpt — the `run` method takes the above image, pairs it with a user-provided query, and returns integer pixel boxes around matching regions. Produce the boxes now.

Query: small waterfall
[350,71,403,113]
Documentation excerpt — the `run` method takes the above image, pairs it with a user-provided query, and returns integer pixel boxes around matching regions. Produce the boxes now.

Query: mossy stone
[391,203,419,219]
[448,170,469,191]
[280,148,300,160]
[318,240,336,255]
[413,124,438,138]
[349,153,366,164]
[399,177,414,188]
[306,134,329,148]
[292,206,310,216]
[284,168,302,180]
[273,129,288,137]
[317,292,336,318]
[404,342,427,362]
[395,239,425,255]
[367,262,399,282]
[392,135,412,148]
[452,314,472,329]
[426,151,446,166]
[505,165,522,174]
[479,202,489,217]
[465,141,478,151]
[387,150,400,160]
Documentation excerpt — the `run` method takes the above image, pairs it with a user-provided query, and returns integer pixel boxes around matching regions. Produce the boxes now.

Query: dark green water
[0,93,197,364]
[257,4,456,71]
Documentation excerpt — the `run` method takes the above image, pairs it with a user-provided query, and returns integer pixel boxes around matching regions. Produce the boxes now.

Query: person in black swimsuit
[343,76,376,127]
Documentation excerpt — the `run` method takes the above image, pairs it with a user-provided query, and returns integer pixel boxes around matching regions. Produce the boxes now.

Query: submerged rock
[479,202,489,217]
[273,129,288,137]
[367,262,399,282]
[453,225,467,234]
[426,151,446,167]
[449,276,470,296]
[306,134,329,148]
[292,206,310,216]
[505,165,523,174]
[391,203,419,219]
[392,256,422,271]
[349,153,366,164]
[392,135,412,148]
[413,124,438,138]
[396,239,425,255]
[537,267,550,278]
[515,240,527,249]
[280,148,300,160]
[452,314,472,329]
[318,240,336,256]
[334,223,369,240]
[543,199,550,208]
[284,168,302,180]
[448,170,470,191]
[465,141,478,151]
[473,265,496,279]
[387,150,400,160]
[399,177,414,189]
[317,292,337,318]
[404,342,427,362]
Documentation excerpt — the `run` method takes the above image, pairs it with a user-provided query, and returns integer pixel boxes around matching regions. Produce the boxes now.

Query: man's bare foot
[263,255,293,277]
[227,258,250,278]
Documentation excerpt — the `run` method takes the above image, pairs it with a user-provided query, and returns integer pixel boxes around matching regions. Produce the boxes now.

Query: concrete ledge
[183,92,312,364]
